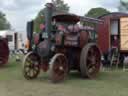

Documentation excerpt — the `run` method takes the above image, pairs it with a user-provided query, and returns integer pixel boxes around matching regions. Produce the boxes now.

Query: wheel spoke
[26,58,32,64]
[88,67,96,74]
[87,47,99,74]
[24,66,30,72]
[34,61,39,65]
[30,69,34,77]
[34,66,39,71]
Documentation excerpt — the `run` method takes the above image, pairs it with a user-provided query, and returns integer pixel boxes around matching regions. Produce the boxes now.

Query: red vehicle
[23,3,102,83]
[98,12,128,65]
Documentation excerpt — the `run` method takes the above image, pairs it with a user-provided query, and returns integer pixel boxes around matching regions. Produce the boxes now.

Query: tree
[83,7,110,26]
[34,0,69,32]
[52,0,69,12]
[85,7,110,18]
[34,9,45,33]
[0,11,11,30]
[118,0,128,12]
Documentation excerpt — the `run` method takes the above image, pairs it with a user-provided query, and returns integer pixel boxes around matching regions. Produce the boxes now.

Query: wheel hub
[59,66,64,71]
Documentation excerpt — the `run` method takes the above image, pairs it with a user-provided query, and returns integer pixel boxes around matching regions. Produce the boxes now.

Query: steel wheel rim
[23,52,40,79]
[50,54,68,83]
[86,45,101,78]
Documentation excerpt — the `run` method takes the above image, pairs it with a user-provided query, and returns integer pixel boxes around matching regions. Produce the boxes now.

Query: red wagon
[98,12,128,65]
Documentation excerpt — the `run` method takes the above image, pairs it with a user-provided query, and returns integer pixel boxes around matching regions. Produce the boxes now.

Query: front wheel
[49,53,68,83]
[22,52,40,80]
[80,43,101,78]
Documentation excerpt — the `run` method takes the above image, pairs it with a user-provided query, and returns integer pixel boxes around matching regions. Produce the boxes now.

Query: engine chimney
[44,3,54,38]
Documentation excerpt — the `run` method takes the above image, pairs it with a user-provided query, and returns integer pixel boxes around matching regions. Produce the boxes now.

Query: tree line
[0,11,10,30]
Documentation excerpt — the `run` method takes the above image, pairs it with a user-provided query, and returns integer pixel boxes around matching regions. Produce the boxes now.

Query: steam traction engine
[23,3,102,83]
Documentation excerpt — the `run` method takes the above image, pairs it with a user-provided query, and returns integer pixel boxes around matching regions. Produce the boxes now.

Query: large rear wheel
[23,52,40,80]
[80,43,101,78]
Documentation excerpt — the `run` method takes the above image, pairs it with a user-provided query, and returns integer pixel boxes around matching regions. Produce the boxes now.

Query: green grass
[0,56,128,96]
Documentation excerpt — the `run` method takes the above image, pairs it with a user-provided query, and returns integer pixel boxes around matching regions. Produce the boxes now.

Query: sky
[0,0,120,33]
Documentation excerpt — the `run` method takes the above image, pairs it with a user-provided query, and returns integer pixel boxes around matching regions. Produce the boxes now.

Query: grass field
[0,56,128,96]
